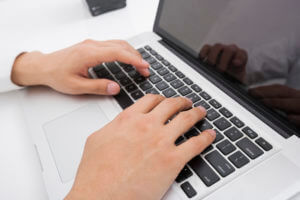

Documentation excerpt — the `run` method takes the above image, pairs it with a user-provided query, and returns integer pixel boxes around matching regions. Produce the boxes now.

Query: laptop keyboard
[92,45,273,198]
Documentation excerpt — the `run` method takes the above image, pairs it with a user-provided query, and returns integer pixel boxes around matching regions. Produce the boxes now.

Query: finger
[262,98,300,113]
[176,129,216,162]
[208,44,224,66]
[126,94,165,113]
[199,44,212,60]
[288,115,300,127]
[166,106,207,140]
[217,45,237,72]
[249,85,300,99]
[90,47,150,76]
[74,77,120,95]
[150,97,193,123]
[233,49,248,67]
[107,40,142,58]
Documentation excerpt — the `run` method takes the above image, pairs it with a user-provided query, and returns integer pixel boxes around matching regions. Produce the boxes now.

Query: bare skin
[65,95,215,200]
[11,40,216,200]
[11,39,150,95]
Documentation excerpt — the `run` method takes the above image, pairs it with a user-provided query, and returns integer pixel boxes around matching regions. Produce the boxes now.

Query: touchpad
[44,103,109,183]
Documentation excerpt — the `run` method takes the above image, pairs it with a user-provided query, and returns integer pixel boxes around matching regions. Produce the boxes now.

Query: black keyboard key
[155,54,164,61]
[95,67,110,78]
[236,137,264,159]
[115,72,126,80]
[137,48,145,54]
[205,151,235,177]
[242,127,258,139]
[150,49,158,56]
[183,77,193,85]
[162,60,171,66]
[151,62,163,70]
[170,79,184,89]
[178,86,192,96]
[224,127,243,142]
[216,139,236,155]
[128,70,140,78]
[181,182,197,198]
[163,74,176,82]
[94,64,105,72]
[140,81,153,91]
[185,128,199,139]
[186,93,201,103]
[189,156,220,187]
[125,84,138,93]
[213,129,224,144]
[209,99,222,109]
[175,136,185,146]
[230,117,245,128]
[228,151,250,168]
[145,56,157,64]
[201,145,214,155]
[214,117,231,131]
[149,69,155,76]
[156,81,169,91]
[200,91,211,100]
[114,90,133,109]
[157,68,170,76]
[168,65,177,72]
[195,120,213,131]
[144,45,152,50]
[123,65,134,72]
[134,76,146,84]
[149,75,162,84]
[194,100,210,110]
[255,137,273,151]
[206,109,221,121]
[146,88,160,94]
[191,84,202,92]
[163,88,176,98]
[175,71,185,78]
[131,90,144,100]
[141,52,151,59]
[120,78,132,86]
[176,166,193,183]
[106,62,121,74]
[219,107,233,118]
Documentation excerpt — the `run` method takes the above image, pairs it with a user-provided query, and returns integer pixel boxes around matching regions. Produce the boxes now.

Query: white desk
[0,0,159,199]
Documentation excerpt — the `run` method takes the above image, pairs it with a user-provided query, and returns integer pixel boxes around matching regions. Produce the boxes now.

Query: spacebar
[114,90,134,109]
[189,156,220,187]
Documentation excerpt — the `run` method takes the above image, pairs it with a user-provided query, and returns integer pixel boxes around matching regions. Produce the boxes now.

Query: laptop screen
[155,0,300,130]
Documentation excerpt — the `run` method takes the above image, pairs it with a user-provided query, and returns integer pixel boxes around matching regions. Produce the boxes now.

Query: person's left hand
[249,84,300,127]
[11,39,150,95]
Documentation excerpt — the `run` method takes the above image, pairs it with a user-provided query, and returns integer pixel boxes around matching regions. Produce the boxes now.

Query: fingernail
[197,106,207,114]
[107,82,120,95]
[184,97,193,104]
[140,68,150,76]
[207,129,216,137]
[142,59,149,66]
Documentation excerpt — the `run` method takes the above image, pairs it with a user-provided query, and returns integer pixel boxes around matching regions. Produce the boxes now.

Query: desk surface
[0,0,159,199]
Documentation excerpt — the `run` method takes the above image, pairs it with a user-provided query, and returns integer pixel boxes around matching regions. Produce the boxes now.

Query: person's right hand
[11,39,150,95]
[199,43,248,83]
[65,95,216,200]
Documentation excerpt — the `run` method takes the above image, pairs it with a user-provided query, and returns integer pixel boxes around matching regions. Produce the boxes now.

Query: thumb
[75,78,120,95]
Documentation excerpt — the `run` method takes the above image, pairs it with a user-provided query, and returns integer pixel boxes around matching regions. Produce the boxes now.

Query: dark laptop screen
[155,0,300,130]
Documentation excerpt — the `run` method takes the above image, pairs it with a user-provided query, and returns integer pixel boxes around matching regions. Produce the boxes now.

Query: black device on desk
[86,0,126,16]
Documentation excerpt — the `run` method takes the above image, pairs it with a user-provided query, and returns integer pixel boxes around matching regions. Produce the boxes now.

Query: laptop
[22,0,300,199]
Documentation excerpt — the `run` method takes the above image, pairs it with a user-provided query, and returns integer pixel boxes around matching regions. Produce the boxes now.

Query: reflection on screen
[158,0,300,128]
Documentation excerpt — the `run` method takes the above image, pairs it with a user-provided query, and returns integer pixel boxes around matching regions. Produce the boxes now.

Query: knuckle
[82,39,95,45]
[214,43,223,49]
[146,94,165,103]
[179,111,195,124]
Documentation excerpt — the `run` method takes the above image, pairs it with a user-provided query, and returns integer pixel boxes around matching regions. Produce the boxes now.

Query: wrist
[11,51,49,87]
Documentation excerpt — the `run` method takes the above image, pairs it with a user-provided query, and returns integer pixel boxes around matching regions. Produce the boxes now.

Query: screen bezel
[152,0,300,137]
